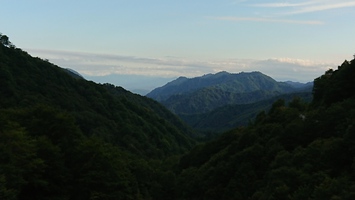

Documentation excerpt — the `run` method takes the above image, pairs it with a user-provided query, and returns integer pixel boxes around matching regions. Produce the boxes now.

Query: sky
[1,0,355,83]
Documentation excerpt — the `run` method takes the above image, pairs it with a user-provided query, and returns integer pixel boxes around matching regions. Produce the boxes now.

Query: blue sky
[1,0,354,82]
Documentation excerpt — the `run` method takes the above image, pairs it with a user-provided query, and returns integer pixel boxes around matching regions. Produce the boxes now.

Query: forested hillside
[147,70,312,134]
[175,59,355,199]
[180,92,312,133]
[2,33,354,199]
[147,71,297,102]
[0,34,195,199]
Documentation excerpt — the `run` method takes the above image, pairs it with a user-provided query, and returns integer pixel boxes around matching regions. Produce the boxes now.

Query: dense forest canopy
[0,35,195,199]
[1,33,355,199]
[176,58,355,199]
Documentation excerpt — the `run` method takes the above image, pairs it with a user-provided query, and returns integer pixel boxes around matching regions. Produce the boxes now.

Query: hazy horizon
[2,0,354,83]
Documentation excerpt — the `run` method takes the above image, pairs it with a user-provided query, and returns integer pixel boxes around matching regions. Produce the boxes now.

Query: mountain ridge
[146,70,312,135]
[175,58,355,199]
[0,40,196,158]
[2,32,355,199]
[147,71,296,102]
[147,71,311,115]
[0,35,198,199]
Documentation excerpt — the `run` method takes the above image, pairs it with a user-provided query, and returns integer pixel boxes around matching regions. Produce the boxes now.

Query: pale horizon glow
[1,0,354,84]
[28,48,335,83]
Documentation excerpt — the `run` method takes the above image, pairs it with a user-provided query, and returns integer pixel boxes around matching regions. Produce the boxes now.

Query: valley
[1,33,355,199]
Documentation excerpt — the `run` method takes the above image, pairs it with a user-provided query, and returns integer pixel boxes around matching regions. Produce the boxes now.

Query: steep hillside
[3,32,353,200]
[0,42,195,157]
[180,92,312,133]
[0,35,195,199]
[175,59,355,199]
[162,88,281,115]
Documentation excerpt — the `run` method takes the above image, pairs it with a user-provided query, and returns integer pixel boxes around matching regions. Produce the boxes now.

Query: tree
[0,34,10,46]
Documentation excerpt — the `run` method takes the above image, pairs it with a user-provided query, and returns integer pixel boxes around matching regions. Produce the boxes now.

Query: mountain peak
[215,71,230,75]
[146,71,300,114]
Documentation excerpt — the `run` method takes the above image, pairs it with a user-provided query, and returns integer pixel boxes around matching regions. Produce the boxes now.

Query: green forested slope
[175,59,355,199]
[147,71,295,102]
[147,71,308,115]
[147,71,311,133]
[0,34,195,199]
[162,88,281,115]
[0,40,195,157]
[2,33,355,200]
[180,92,312,133]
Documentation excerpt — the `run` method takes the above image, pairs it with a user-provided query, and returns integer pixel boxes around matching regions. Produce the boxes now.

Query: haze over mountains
[146,71,313,132]
[82,66,314,133]
[147,71,312,106]
[2,33,355,199]
[83,71,313,96]
[86,74,175,95]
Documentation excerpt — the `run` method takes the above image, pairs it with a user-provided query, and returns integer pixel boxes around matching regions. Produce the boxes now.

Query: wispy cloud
[27,49,217,77]
[287,1,355,14]
[252,58,334,81]
[211,16,323,25]
[253,1,318,8]
[252,0,355,14]
[26,49,334,82]
[210,0,353,25]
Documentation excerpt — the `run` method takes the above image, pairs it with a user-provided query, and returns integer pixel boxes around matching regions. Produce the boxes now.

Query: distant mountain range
[147,71,313,101]
[4,33,355,199]
[146,71,313,132]
[284,80,314,89]
[66,67,314,133]
[147,71,312,114]
[85,74,175,95]
[69,69,313,133]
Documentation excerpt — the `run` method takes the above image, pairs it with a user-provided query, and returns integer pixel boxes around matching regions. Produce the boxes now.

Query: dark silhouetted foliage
[0,34,195,199]
[175,57,355,199]
[2,33,355,200]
